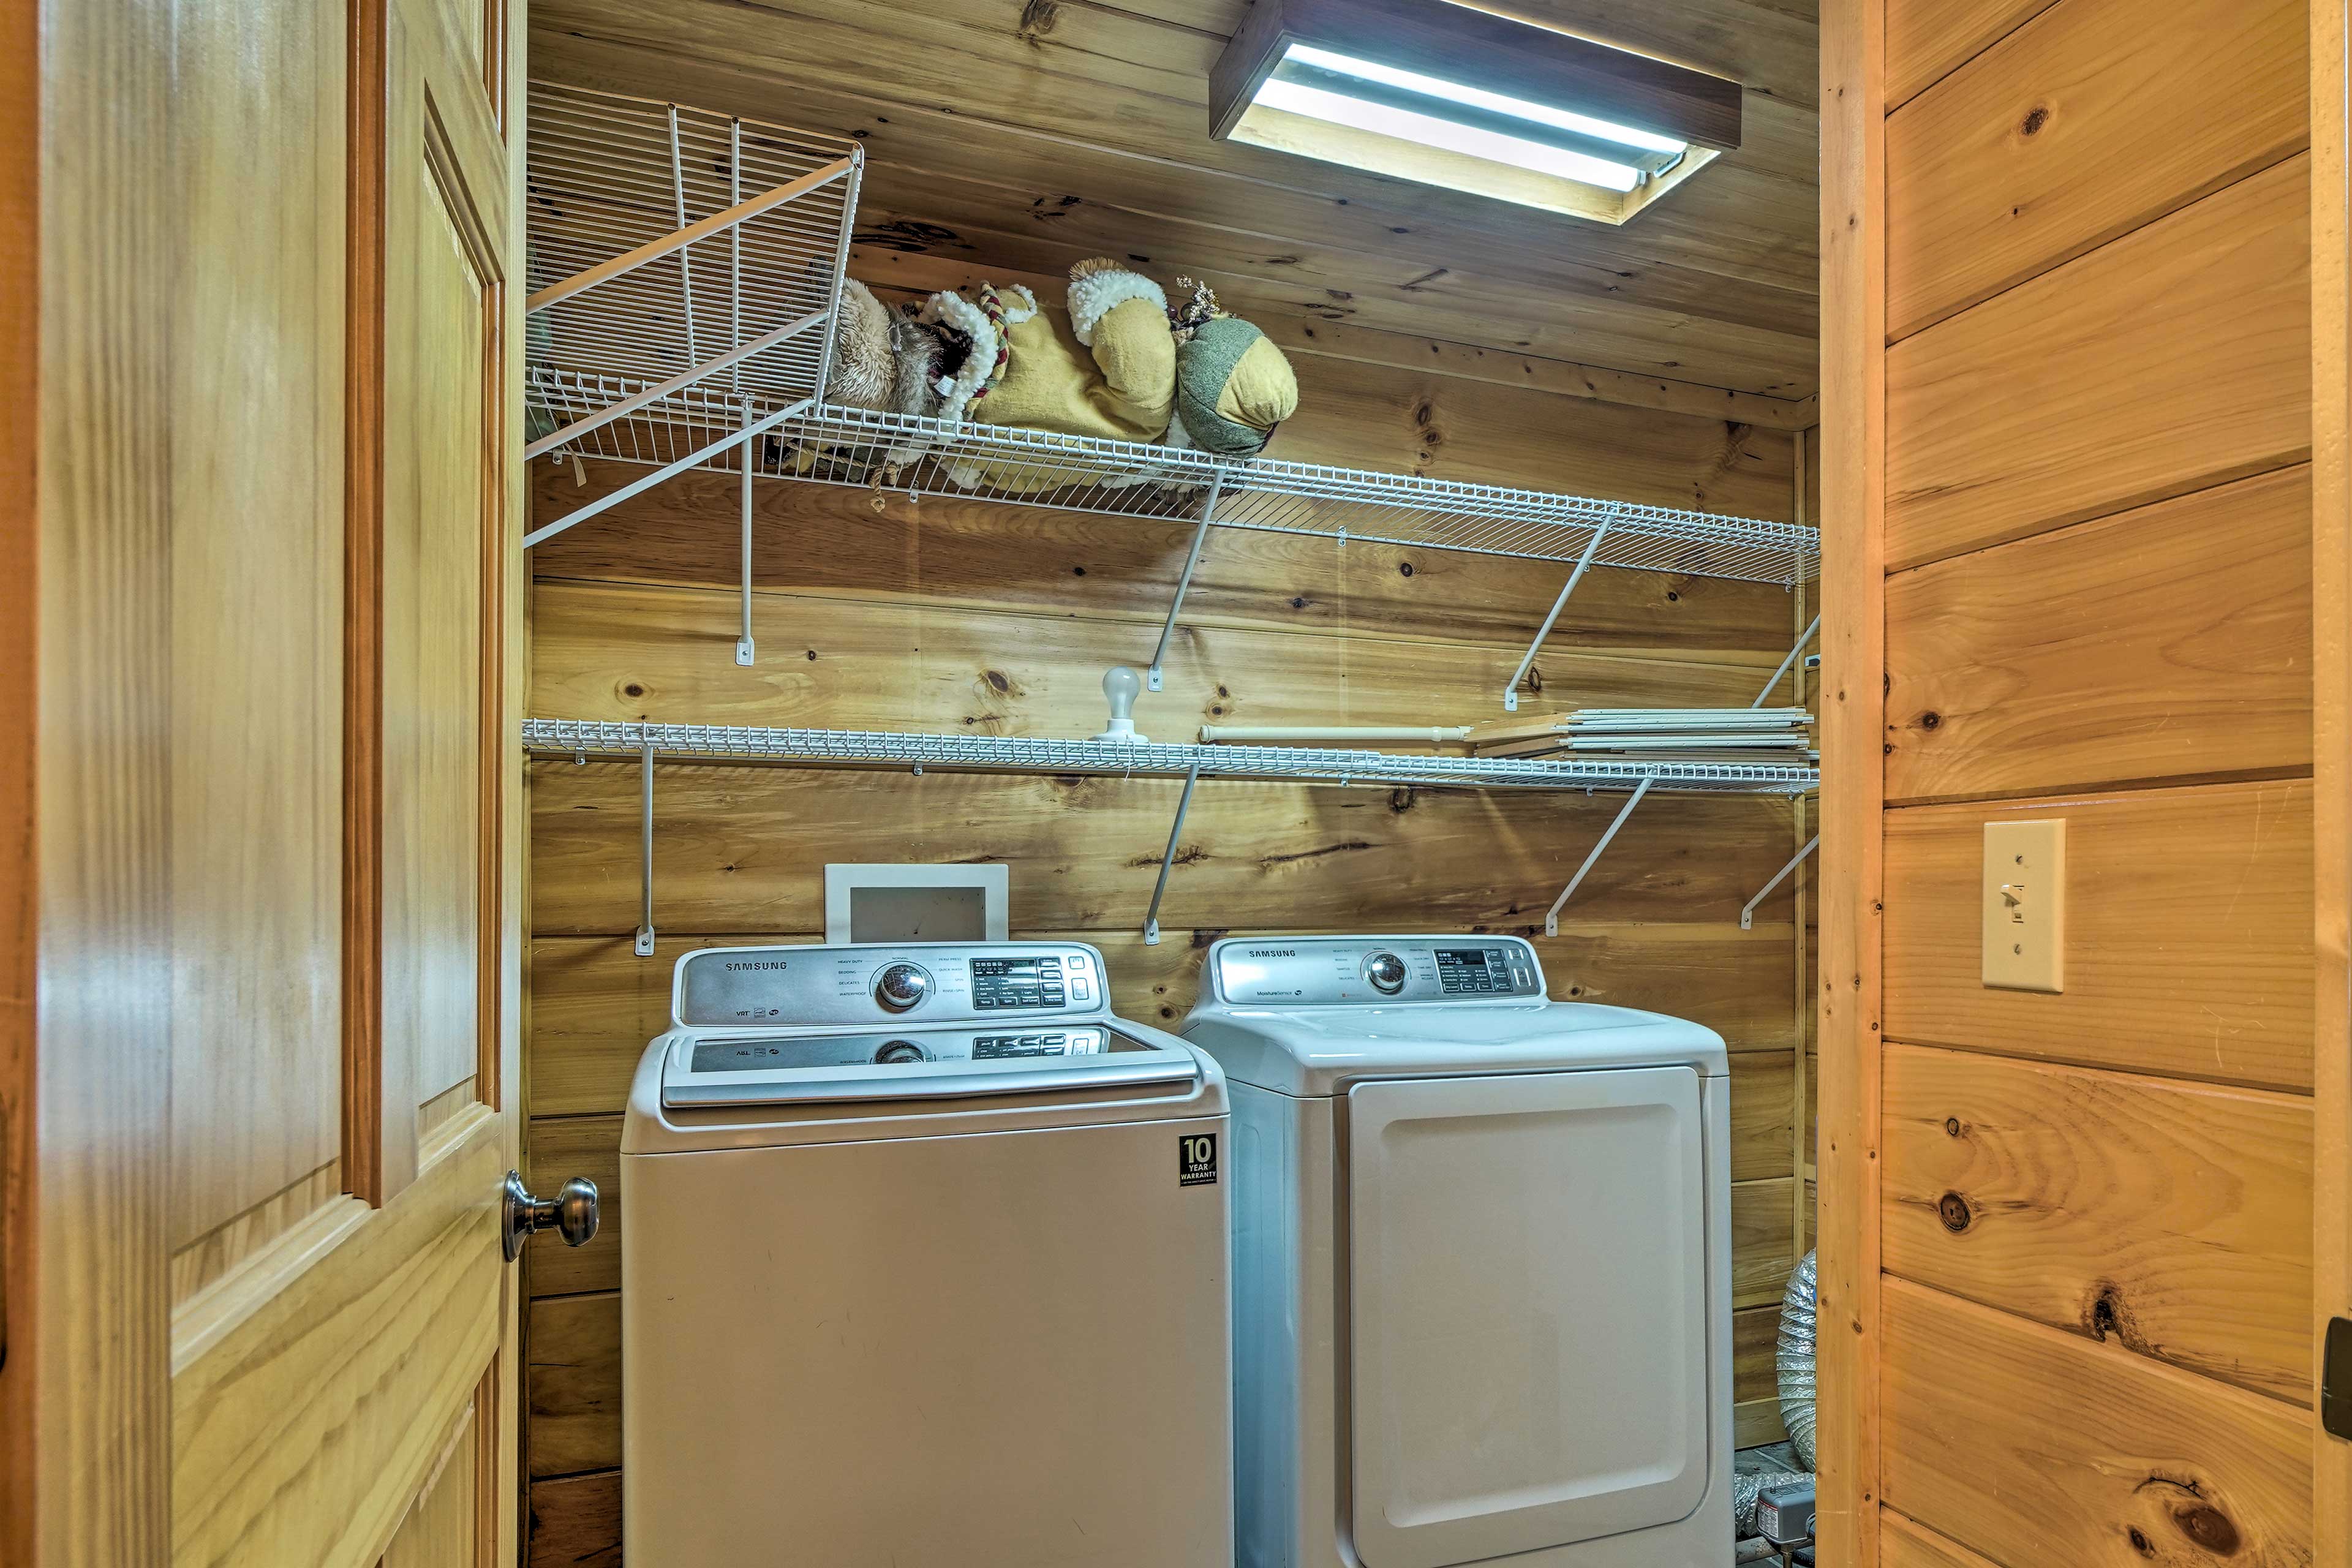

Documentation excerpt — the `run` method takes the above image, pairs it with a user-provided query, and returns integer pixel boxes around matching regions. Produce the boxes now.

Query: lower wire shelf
[521,718,1819,951]
[522,719,1820,794]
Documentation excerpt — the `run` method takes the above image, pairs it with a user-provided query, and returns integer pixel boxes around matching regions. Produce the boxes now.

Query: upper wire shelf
[531,389,1815,581]
[522,719,1820,795]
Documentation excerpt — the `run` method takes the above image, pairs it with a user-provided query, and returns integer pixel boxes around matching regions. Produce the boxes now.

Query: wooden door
[4,0,530,1563]
[1819,0,2350,1564]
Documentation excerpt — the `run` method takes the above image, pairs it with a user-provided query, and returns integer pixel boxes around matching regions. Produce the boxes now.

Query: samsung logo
[724,960,791,971]
[1245,948,1297,957]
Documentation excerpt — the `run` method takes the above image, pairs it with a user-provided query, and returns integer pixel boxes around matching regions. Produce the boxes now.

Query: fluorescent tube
[1253,77,1645,191]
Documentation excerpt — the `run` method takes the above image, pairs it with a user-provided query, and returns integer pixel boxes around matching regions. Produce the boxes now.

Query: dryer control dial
[874,962,932,1012]
[1363,951,1408,994]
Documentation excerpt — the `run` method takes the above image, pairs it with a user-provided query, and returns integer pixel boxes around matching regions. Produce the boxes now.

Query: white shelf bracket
[1502,518,1614,712]
[636,737,658,958]
[1543,775,1653,935]
[1142,761,1204,946]
[736,396,756,666]
[1148,473,1224,693]
[1751,612,1821,709]
[1741,833,1819,930]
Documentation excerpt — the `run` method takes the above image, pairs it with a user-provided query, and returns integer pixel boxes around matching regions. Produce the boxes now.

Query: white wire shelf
[522,719,1820,795]
[527,382,1816,582]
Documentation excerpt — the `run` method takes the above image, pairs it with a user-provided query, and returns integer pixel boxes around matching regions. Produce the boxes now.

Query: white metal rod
[525,401,805,549]
[737,397,756,666]
[524,159,854,315]
[666,105,700,366]
[1751,612,1822,709]
[1148,474,1223,692]
[729,118,742,397]
[1741,834,1819,930]
[1502,519,1613,712]
[1544,775,1653,935]
[1200,725,1471,744]
[811,150,861,403]
[636,737,657,957]
[1143,763,1203,946]
[523,310,822,459]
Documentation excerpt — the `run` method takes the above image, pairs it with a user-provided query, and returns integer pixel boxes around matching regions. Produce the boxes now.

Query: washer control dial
[873,1039,930,1064]
[1362,951,1408,994]
[874,962,932,1012]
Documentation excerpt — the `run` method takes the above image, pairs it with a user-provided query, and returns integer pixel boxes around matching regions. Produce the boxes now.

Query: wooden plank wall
[1828,0,2319,1562]
[519,275,1816,1561]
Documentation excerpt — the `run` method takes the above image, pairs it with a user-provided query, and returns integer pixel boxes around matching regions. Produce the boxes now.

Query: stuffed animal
[1163,276,1297,459]
[789,277,977,477]
[939,258,1178,492]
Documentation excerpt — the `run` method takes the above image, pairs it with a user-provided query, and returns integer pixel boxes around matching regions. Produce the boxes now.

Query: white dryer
[623,941,1234,1568]
[1182,935,1731,1568]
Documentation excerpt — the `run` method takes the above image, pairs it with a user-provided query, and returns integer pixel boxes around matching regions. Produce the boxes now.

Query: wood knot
[1388,787,1416,813]
[1919,710,1942,729]
[1937,1192,1971,1232]
[2021,105,2050,136]
[623,682,645,698]
[983,669,1011,693]
[1398,562,1414,577]
[1943,1117,1963,1137]
[2175,1503,2240,1555]
[1018,0,1058,34]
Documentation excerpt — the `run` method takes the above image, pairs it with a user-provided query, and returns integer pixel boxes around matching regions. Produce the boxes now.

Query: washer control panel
[675,942,1107,1030]
[1213,936,1545,1006]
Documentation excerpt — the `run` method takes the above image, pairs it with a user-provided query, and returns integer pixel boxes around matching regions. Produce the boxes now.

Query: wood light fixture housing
[1208,0,1742,224]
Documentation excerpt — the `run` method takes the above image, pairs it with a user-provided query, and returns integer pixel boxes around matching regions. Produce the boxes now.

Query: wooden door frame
[2312,0,2352,1544]
[1816,1,1887,1564]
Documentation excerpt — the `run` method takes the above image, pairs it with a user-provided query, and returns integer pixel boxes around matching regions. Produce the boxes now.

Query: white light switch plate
[1983,820,2065,992]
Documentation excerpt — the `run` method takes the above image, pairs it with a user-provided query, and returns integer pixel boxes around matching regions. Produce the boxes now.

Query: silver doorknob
[503,1170,599,1262]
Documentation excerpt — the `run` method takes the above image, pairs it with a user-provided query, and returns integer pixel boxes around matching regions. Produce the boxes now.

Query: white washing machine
[622,940,1234,1568]
[1181,935,1731,1568]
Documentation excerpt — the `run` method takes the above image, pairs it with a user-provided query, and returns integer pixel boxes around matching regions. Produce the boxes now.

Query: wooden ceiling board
[529,0,1821,399]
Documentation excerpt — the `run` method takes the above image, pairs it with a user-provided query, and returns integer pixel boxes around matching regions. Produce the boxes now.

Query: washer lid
[660,1023,1199,1107]
[1182,1000,1727,1096]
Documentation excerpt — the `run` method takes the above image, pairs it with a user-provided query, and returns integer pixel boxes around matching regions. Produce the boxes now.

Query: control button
[1362,951,1408,995]
[1071,976,1093,1001]
[1042,987,1066,1004]
[875,962,932,1012]
[873,1040,929,1065]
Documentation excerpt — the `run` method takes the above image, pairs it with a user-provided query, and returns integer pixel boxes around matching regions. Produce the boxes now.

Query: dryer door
[1346,1067,1709,1568]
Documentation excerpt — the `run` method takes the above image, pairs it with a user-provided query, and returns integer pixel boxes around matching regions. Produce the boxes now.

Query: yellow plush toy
[940,258,1177,492]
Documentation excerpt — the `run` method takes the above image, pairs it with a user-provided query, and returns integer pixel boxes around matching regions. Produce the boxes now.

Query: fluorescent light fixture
[1209,0,1740,224]
[1284,44,1688,159]
[1255,74,1646,192]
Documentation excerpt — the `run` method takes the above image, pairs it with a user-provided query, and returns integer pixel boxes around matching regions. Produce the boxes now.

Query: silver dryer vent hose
[1777,1250,1819,1472]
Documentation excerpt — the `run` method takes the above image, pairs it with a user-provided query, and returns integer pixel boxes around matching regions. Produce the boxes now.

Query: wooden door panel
[173,1126,505,1567]
[382,69,492,1142]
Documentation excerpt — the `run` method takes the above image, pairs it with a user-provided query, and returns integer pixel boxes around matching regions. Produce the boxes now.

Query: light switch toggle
[1983,820,2064,993]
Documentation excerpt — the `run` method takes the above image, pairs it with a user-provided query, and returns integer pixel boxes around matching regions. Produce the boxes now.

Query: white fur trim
[1067,268,1167,347]
[997,284,1039,323]
[917,289,1000,424]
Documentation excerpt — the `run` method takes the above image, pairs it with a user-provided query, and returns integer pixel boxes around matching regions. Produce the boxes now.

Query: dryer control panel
[674,942,1108,1030]
[1212,936,1545,1006]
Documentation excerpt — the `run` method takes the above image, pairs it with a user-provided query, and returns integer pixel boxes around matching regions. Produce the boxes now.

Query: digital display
[1436,946,1516,995]
[971,954,1068,1011]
